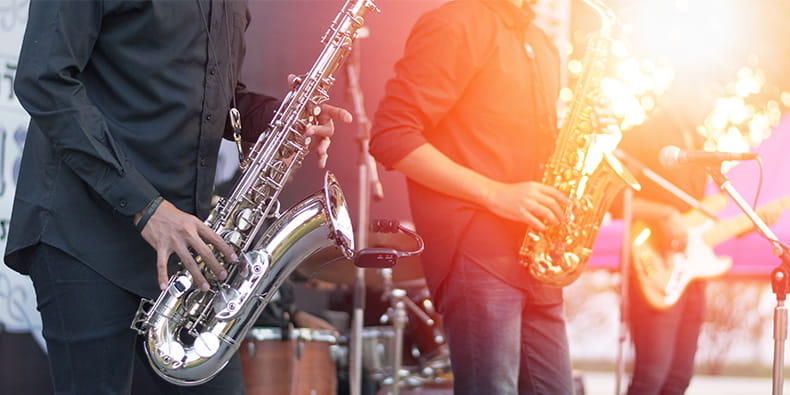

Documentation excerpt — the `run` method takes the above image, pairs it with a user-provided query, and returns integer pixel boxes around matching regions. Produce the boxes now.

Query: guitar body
[632,220,732,310]
[631,193,790,310]
[631,193,730,310]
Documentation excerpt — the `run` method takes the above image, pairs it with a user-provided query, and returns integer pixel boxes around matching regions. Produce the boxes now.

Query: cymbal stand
[378,287,436,394]
[387,288,408,395]
[705,166,790,395]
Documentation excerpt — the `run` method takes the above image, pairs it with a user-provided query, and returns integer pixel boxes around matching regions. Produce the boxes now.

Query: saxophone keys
[157,341,186,367]
[562,252,581,270]
[168,275,193,297]
[194,332,221,358]
[234,208,255,232]
[214,286,243,320]
[223,230,244,249]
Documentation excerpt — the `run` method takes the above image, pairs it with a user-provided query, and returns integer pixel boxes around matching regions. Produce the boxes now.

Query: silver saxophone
[131,0,379,385]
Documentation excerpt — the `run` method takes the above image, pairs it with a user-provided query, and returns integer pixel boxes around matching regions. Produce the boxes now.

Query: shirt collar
[480,0,536,30]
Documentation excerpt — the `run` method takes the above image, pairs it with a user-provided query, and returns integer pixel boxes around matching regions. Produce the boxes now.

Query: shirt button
[199,157,207,167]
[120,199,128,208]
[206,114,213,121]
[210,68,217,75]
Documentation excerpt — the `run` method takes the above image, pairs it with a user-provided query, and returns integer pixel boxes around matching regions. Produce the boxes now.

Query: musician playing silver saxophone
[6,0,350,393]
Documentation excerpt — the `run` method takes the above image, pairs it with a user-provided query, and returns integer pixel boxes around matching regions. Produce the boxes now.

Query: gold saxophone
[519,0,639,287]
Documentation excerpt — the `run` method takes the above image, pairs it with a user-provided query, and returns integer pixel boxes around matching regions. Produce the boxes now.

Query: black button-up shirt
[7,0,279,298]
[369,0,562,303]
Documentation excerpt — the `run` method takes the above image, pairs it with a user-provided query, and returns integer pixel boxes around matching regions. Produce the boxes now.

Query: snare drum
[240,327,339,395]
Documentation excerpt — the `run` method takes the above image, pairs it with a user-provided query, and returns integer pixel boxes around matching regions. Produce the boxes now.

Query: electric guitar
[631,193,790,310]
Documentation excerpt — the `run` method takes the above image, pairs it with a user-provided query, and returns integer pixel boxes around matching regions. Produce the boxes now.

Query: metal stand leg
[771,267,788,395]
[390,289,407,395]
[615,187,633,395]
[378,285,442,394]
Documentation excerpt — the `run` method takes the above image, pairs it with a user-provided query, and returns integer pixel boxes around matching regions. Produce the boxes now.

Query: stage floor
[581,370,773,395]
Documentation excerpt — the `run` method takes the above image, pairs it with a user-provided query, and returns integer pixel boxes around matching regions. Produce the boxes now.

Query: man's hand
[135,200,238,291]
[482,181,569,231]
[658,208,689,253]
[287,74,352,168]
[306,103,352,168]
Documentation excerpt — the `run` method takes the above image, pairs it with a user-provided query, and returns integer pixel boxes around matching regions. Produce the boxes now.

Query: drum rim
[247,327,339,343]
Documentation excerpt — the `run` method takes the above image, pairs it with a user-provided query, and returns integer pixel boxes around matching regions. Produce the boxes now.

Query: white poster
[0,0,44,350]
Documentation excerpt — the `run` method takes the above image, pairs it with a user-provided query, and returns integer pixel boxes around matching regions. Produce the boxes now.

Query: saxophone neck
[581,0,617,36]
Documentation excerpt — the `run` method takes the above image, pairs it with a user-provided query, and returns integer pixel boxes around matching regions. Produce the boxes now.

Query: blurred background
[2,0,790,393]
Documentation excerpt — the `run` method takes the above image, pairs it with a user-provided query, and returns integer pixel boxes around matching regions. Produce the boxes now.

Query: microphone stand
[704,166,790,395]
[614,150,717,220]
[614,187,633,395]
[345,30,384,395]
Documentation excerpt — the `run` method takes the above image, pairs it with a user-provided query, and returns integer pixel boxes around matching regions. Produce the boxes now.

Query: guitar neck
[703,196,790,246]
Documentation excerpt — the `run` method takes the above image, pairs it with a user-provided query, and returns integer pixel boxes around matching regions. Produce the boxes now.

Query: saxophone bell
[132,172,354,385]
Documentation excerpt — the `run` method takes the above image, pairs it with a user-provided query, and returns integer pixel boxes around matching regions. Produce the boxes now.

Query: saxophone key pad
[169,275,193,297]
[234,208,255,232]
[223,230,244,249]
[157,341,186,366]
[194,332,221,358]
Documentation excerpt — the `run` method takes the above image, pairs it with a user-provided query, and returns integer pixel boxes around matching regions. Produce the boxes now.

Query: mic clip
[354,219,425,268]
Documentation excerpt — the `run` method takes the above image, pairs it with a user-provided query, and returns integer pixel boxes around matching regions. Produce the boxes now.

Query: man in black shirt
[7,1,350,393]
[369,0,573,393]
[615,72,713,395]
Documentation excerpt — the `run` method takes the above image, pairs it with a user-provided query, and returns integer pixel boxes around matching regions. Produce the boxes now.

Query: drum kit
[239,230,453,395]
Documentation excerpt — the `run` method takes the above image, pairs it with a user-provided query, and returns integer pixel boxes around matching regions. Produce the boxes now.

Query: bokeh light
[564,0,790,156]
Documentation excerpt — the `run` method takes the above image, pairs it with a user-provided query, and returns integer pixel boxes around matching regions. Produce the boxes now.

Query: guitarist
[613,71,715,395]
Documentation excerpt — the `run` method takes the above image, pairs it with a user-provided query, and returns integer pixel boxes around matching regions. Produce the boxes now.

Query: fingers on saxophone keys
[156,253,170,291]
[319,103,353,124]
[532,193,565,223]
[175,245,210,292]
[192,240,228,282]
[199,222,237,264]
[306,120,335,139]
[544,199,565,224]
[538,205,562,227]
[523,211,545,232]
[316,138,331,168]
[520,204,550,231]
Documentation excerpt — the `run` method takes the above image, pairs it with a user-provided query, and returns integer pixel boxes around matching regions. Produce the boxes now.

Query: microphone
[659,145,758,168]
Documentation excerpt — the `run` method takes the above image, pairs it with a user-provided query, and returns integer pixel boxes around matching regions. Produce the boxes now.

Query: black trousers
[27,243,246,395]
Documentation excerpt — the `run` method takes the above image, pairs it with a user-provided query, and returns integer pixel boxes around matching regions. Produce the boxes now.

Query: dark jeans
[627,280,706,395]
[27,243,246,395]
[437,253,574,395]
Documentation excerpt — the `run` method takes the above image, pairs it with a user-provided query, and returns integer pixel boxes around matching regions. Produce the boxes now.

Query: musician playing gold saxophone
[6,1,351,393]
[369,0,576,393]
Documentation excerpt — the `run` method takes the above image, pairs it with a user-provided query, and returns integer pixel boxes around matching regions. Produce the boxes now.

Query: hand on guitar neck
[631,193,790,310]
